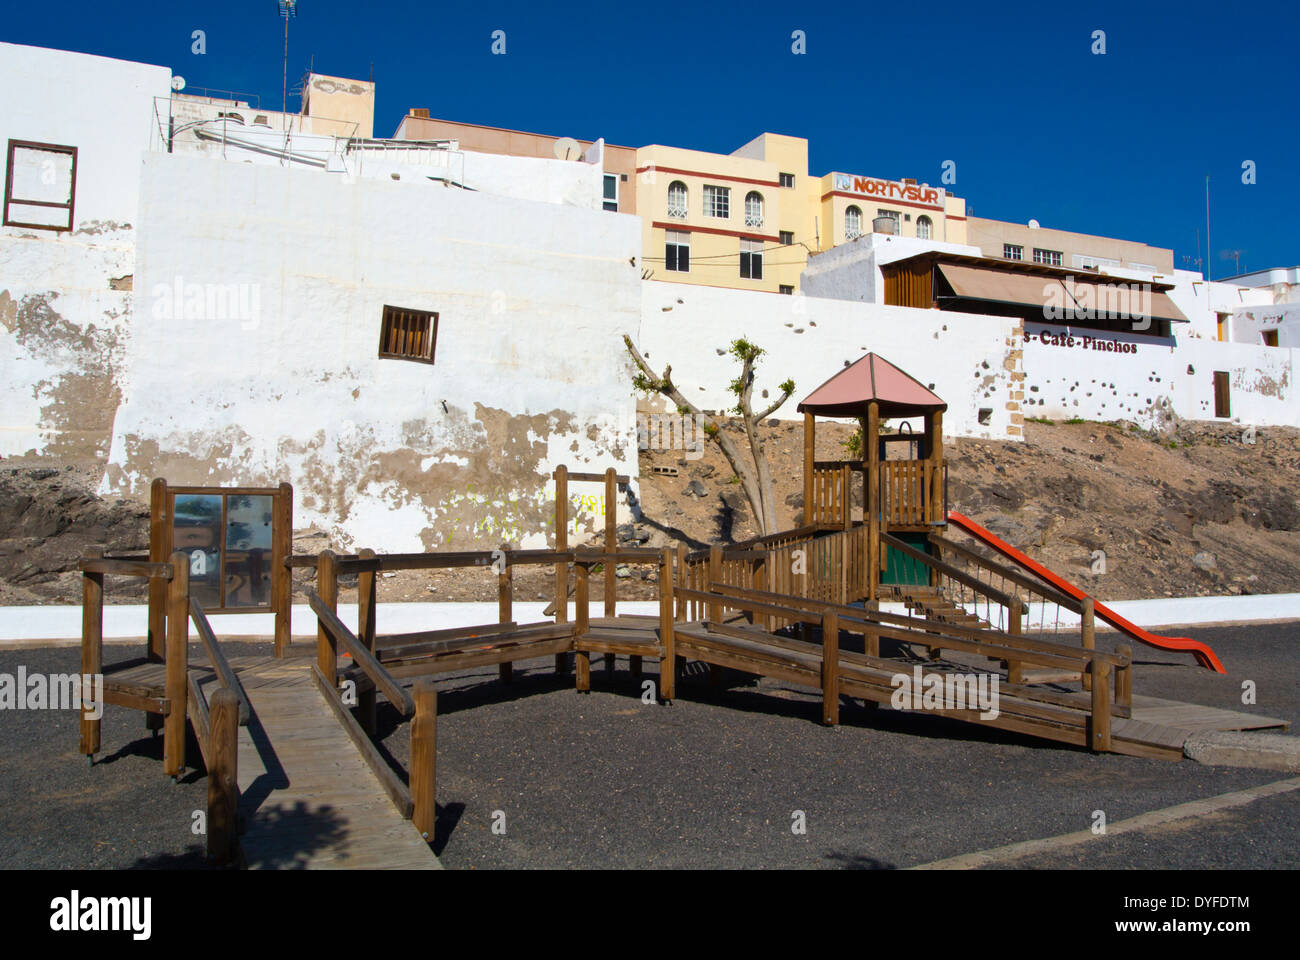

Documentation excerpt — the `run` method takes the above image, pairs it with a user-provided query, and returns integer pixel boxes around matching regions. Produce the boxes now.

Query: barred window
[916,215,933,240]
[845,205,862,240]
[379,305,437,364]
[667,180,687,218]
[744,191,764,228]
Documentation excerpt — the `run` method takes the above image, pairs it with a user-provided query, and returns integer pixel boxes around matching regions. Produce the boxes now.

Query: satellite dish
[1028,218,1040,229]
[171,75,186,92]
[553,137,581,161]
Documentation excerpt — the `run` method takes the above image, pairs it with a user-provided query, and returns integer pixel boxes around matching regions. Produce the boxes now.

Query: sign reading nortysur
[831,173,944,208]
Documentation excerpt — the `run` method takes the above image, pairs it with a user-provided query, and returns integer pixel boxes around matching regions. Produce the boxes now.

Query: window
[1004,243,1023,261]
[779,230,794,245]
[845,205,863,240]
[665,230,690,272]
[744,191,764,228]
[1263,329,1279,347]
[703,184,730,219]
[602,174,618,212]
[877,209,901,234]
[1033,248,1063,266]
[1073,253,1119,270]
[379,305,437,364]
[916,215,933,240]
[667,180,688,219]
[779,172,795,188]
[1216,312,1229,342]
[4,139,77,232]
[740,238,763,280]
[779,284,794,295]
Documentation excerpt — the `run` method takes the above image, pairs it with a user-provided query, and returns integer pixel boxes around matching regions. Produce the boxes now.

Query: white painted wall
[1231,302,1300,349]
[637,281,1022,440]
[102,152,641,550]
[1021,322,1295,427]
[0,42,172,227]
[800,232,980,304]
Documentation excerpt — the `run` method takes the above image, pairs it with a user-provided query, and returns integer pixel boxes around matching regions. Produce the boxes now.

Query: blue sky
[4,0,1294,276]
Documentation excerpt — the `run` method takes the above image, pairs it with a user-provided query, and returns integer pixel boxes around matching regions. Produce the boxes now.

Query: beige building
[395,112,637,215]
[636,133,968,294]
[966,217,1174,276]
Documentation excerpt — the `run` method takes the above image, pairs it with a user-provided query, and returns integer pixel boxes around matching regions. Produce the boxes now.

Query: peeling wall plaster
[0,225,136,458]
[100,153,642,550]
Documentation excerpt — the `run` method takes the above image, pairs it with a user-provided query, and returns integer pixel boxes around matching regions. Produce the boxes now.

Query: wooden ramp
[221,656,440,870]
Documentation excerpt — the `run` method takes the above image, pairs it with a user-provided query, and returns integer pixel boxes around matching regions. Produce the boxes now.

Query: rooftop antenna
[1222,249,1244,276]
[1204,174,1211,282]
[278,1,298,131]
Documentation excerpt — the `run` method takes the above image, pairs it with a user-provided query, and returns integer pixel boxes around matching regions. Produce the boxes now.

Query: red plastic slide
[946,511,1226,673]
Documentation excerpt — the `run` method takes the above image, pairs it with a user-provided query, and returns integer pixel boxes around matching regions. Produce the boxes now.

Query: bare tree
[625,334,794,536]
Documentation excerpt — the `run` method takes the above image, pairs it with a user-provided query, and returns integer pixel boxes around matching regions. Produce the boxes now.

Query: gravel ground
[2,623,1295,870]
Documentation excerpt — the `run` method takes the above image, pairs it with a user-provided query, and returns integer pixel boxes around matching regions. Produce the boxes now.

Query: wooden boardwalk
[214,656,440,870]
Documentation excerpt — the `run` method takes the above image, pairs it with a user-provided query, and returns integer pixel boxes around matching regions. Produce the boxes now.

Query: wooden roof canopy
[797,352,947,420]
[881,250,1190,326]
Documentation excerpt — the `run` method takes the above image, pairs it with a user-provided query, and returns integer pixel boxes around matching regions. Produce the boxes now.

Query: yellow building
[636,133,967,294]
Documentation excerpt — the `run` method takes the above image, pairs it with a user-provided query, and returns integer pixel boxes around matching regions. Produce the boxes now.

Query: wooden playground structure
[77,353,1287,868]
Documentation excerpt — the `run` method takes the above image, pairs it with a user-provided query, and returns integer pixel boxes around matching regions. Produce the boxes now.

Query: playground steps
[225,656,440,870]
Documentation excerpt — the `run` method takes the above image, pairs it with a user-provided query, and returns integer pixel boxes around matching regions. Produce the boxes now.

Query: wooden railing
[79,549,245,864]
[878,459,946,525]
[308,555,436,841]
[807,460,859,527]
[703,582,1131,752]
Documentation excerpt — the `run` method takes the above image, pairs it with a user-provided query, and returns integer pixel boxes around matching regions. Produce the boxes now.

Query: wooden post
[411,680,438,842]
[803,412,815,525]
[822,609,839,726]
[929,410,944,524]
[604,468,617,672]
[753,554,767,630]
[708,546,722,623]
[316,550,339,688]
[147,479,167,661]
[356,548,378,734]
[273,482,293,659]
[207,687,240,865]
[553,465,569,674]
[146,480,167,734]
[164,550,190,778]
[575,559,590,692]
[842,464,852,531]
[1006,594,1024,683]
[1115,643,1132,710]
[1090,653,1111,753]
[658,547,675,702]
[1080,596,1095,691]
[80,548,104,759]
[866,401,880,602]
[498,545,513,684]
[863,600,880,658]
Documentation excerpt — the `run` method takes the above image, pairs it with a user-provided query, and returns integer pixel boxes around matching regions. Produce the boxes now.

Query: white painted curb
[0,593,1295,645]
